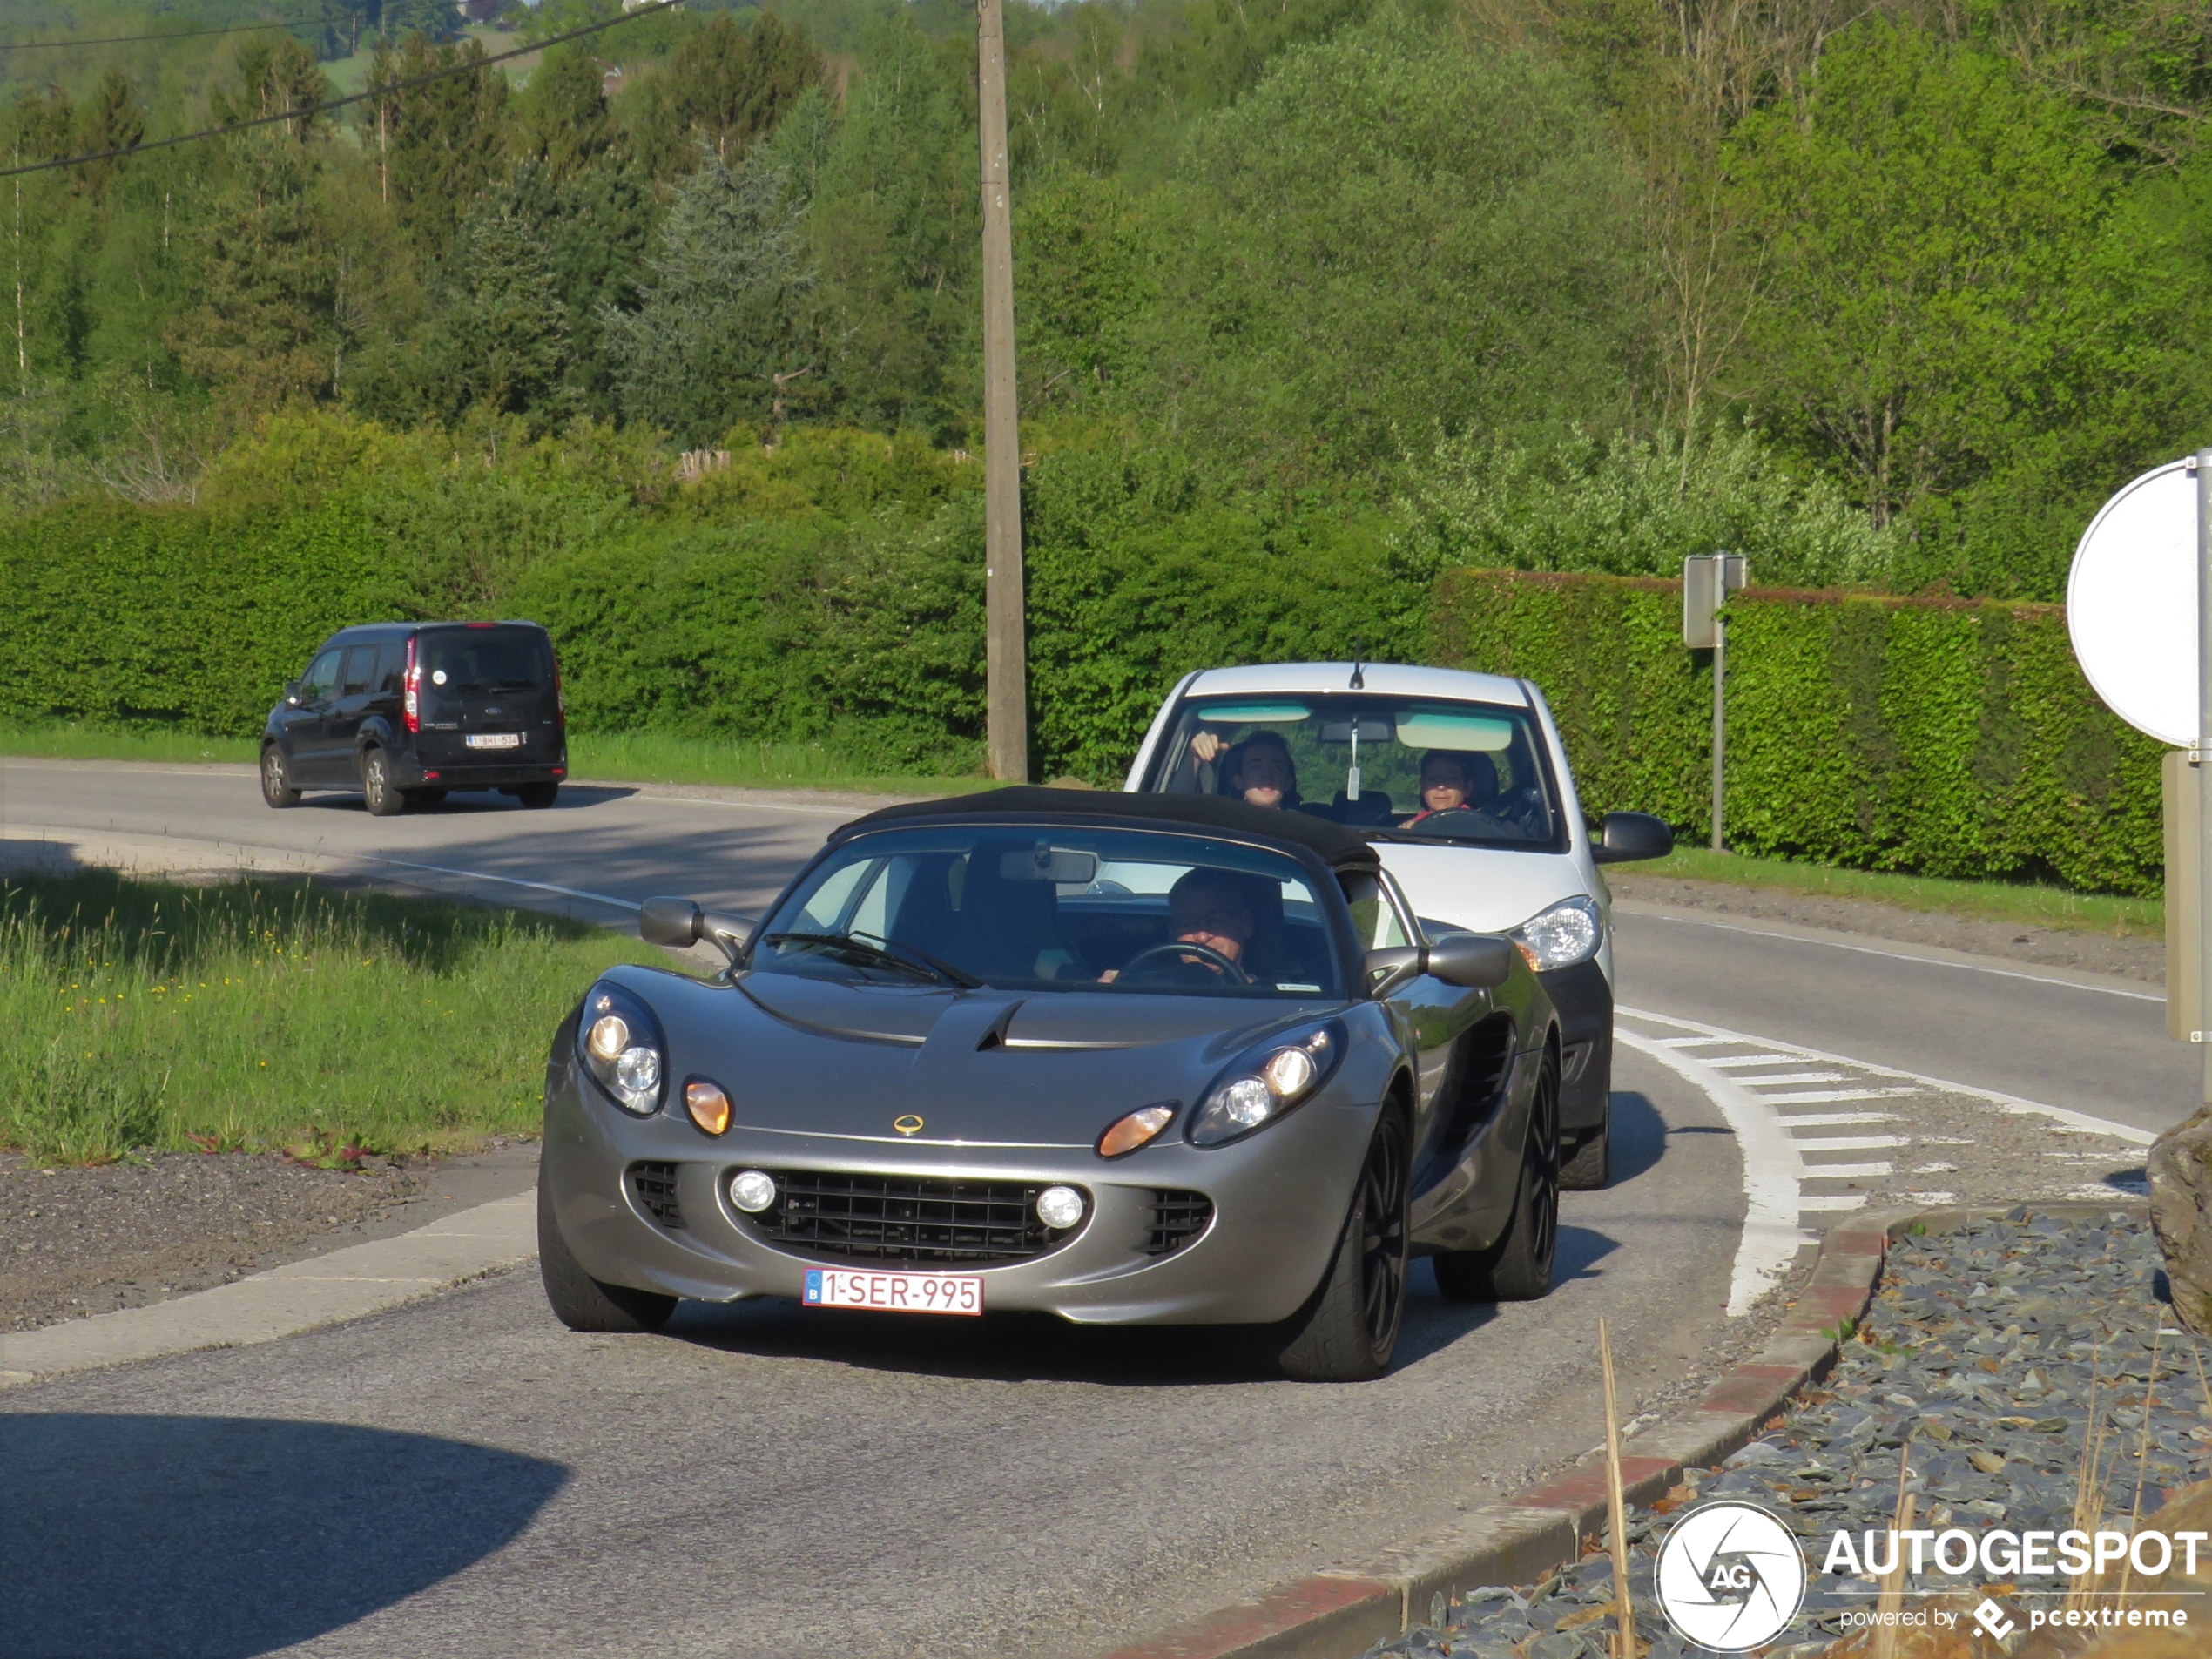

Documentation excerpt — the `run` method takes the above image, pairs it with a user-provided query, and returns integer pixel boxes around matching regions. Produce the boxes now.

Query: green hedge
[1431,570,2164,894]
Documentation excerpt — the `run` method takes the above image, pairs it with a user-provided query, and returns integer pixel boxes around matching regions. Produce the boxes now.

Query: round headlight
[729,1170,777,1213]
[1263,1046,1316,1098]
[1216,1076,1273,1131]
[586,1014,629,1061]
[614,1046,661,1098]
[1514,897,1602,971]
[1036,1185,1085,1230]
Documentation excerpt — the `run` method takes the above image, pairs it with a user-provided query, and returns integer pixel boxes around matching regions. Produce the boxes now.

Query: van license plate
[803,1268,982,1315]
[465,733,522,750]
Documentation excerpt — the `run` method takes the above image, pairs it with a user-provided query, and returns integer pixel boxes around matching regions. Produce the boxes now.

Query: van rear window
[421,630,550,694]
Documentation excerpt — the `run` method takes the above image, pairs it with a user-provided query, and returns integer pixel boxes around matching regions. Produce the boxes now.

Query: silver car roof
[1180,662,1529,707]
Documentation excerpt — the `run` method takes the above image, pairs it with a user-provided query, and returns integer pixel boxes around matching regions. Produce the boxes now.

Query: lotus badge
[894,1114,925,1136]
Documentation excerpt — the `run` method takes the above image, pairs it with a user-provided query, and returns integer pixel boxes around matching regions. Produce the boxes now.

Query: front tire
[1559,1116,1610,1190]
[260,745,300,808]
[1276,1110,1408,1382]
[516,781,560,810]
[1434,1049,1560,1303]
[538,1183,677,1334]
[361,748,406,817]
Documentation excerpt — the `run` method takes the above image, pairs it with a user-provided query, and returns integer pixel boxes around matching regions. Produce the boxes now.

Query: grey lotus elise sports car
[538,787,1565,1380]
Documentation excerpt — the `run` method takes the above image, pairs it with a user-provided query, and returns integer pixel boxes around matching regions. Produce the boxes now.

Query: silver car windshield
[1147,697,1562,850]
[752,826,1343,998]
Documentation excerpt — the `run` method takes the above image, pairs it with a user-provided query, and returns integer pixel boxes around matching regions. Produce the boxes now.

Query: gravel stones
[1356,1211,2212,1659]
[2147,1106,2212,1337]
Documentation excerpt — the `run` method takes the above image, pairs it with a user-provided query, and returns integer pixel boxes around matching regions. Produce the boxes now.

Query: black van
[261,621,568,815]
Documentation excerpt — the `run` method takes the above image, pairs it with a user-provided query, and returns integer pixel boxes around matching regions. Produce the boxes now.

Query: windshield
[421,628,551,694]
[751,826,1345,998]
[1143,696,1563,849]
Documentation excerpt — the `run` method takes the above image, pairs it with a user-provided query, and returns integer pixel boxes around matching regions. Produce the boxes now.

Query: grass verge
[0,869,668,1165]
[1633,846,2162,940]
[0,719,988,796]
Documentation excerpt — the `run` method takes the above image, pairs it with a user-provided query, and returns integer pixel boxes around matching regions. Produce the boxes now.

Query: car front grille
[1145,1190,1213,1256]
[745,1171,1084,1266]
[629,1161,684,1229]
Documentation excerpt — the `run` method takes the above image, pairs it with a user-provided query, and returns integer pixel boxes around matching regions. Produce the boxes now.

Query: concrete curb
[0,1188,537,1388]
[1094,1199,2147,1659]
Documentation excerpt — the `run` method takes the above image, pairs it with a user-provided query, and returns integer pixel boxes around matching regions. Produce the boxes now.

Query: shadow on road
[0,1414,566,1659]
[295,781,639,815]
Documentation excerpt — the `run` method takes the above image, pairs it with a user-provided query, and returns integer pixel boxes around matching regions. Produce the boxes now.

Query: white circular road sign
[2067,457,2200,746]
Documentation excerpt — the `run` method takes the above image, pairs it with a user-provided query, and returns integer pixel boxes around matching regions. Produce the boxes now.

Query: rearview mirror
[639,895,754,964]
[1422,932,1515,989]
[999,846,1099,884]
[1592,811,1674,865]
[283,680,301,706]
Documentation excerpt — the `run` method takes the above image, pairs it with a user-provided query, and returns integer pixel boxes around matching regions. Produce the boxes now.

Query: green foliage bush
[1432,570,2163,894]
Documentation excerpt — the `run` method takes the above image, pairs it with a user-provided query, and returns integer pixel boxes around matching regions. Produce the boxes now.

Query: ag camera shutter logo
[1656,1501,1809,1652]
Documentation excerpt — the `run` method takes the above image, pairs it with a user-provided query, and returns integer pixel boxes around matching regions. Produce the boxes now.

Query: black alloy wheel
[361,748,405,817]
[1432,1049,1560,1303]
[1357,1110,1410,1352]
[260,745,300,808]
[1277,1109,1410,1381]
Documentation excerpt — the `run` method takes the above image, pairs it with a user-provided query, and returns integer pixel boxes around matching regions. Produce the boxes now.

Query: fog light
[1035,1185,1085,1230]
[729,1170,777,1213]
[685,1079,732,1136]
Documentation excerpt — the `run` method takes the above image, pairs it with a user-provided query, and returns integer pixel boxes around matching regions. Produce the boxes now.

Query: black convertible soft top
[833,786,1383,872]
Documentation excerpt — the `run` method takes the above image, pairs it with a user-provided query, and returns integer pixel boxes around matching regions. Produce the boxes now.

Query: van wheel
[516,782,559,810]
[361,749,406,817]
[1433,1051,1560,1303]
[1275,1110,1408,1381]
[539,1184,676,1334]
[260,745,300,808]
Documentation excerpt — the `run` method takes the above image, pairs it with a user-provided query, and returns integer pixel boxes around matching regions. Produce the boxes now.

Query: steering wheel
[1116,940,1251,986]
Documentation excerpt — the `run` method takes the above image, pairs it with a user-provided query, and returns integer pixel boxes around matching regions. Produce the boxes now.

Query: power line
[1,14,338,52]
[0,0,679,179]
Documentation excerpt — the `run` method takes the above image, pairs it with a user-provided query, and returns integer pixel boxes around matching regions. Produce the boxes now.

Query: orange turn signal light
[1097,1103,1176,1159]
[685,1079,732,1136]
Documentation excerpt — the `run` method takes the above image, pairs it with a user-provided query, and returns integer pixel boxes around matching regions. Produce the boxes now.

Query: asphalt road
[0,759,2180,1656]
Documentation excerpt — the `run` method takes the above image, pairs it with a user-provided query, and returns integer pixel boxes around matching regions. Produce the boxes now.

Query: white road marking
[1794,1135,1906,1151]
[1800,1195,1870,1213]
[1621,907,2165,1003]
[1615,1021,1806,1317]
[1799,1162,1892,1179]
[1701,1054,1806,1069]
[1778,1111,1898,1127]
[355,853,640,912]
[1737,1071,1851,1086]
[1753,1088,1923,1106]
[1618,1005,2155,1147]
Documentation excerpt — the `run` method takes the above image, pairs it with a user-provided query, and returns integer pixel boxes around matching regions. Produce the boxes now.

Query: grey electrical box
[1683,554,1749,649]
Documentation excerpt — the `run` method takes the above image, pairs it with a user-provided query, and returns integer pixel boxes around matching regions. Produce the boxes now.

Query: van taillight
[551,650,565,720]
[402,637,421,734]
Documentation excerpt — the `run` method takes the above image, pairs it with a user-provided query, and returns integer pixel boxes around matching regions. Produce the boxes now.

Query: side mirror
[283,681,302,706]
[1423,932,1515,989]
[1592,811,1674,865]
[640,895,754,964]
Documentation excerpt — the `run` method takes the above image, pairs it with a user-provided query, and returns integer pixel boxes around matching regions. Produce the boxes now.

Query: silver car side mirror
[640,895,754,965]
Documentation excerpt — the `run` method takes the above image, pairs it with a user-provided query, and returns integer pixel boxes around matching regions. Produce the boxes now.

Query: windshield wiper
[760,931,981,988]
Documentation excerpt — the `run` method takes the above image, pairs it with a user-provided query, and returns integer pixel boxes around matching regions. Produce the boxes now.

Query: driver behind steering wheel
[1403,751,1491,826]
[1103,868,1265,986]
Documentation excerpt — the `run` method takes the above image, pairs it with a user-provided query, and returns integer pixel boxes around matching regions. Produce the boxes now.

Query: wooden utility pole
[976,0,1028,781]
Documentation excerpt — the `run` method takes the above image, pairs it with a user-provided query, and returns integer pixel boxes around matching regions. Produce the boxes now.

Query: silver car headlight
[1188,1020,1346,1147]
[577,981,668,1116]
[1510,896,1602,972]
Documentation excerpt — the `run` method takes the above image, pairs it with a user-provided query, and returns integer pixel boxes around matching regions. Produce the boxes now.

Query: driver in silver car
[1103,868,1285,984]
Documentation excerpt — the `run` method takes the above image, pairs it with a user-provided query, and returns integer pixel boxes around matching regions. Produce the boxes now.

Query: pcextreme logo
[1655,1501,1809,1652]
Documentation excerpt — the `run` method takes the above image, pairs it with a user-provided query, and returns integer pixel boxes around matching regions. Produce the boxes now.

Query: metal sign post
[976,0,1028,782]
[1683,554,1749,853]
[2198,449,2212,1102]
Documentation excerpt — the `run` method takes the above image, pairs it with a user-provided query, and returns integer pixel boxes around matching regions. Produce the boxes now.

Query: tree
[631,12,826,178]
[1725,24,2158,543]
[73,70,145,200]
[416,194,571,422]
[381,34,509,252]
[511,46,618,182]
[604,148,815,446]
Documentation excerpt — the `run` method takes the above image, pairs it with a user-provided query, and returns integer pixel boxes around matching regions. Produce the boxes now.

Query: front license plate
[803,1268,982,1316]
[465,732,523,750]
